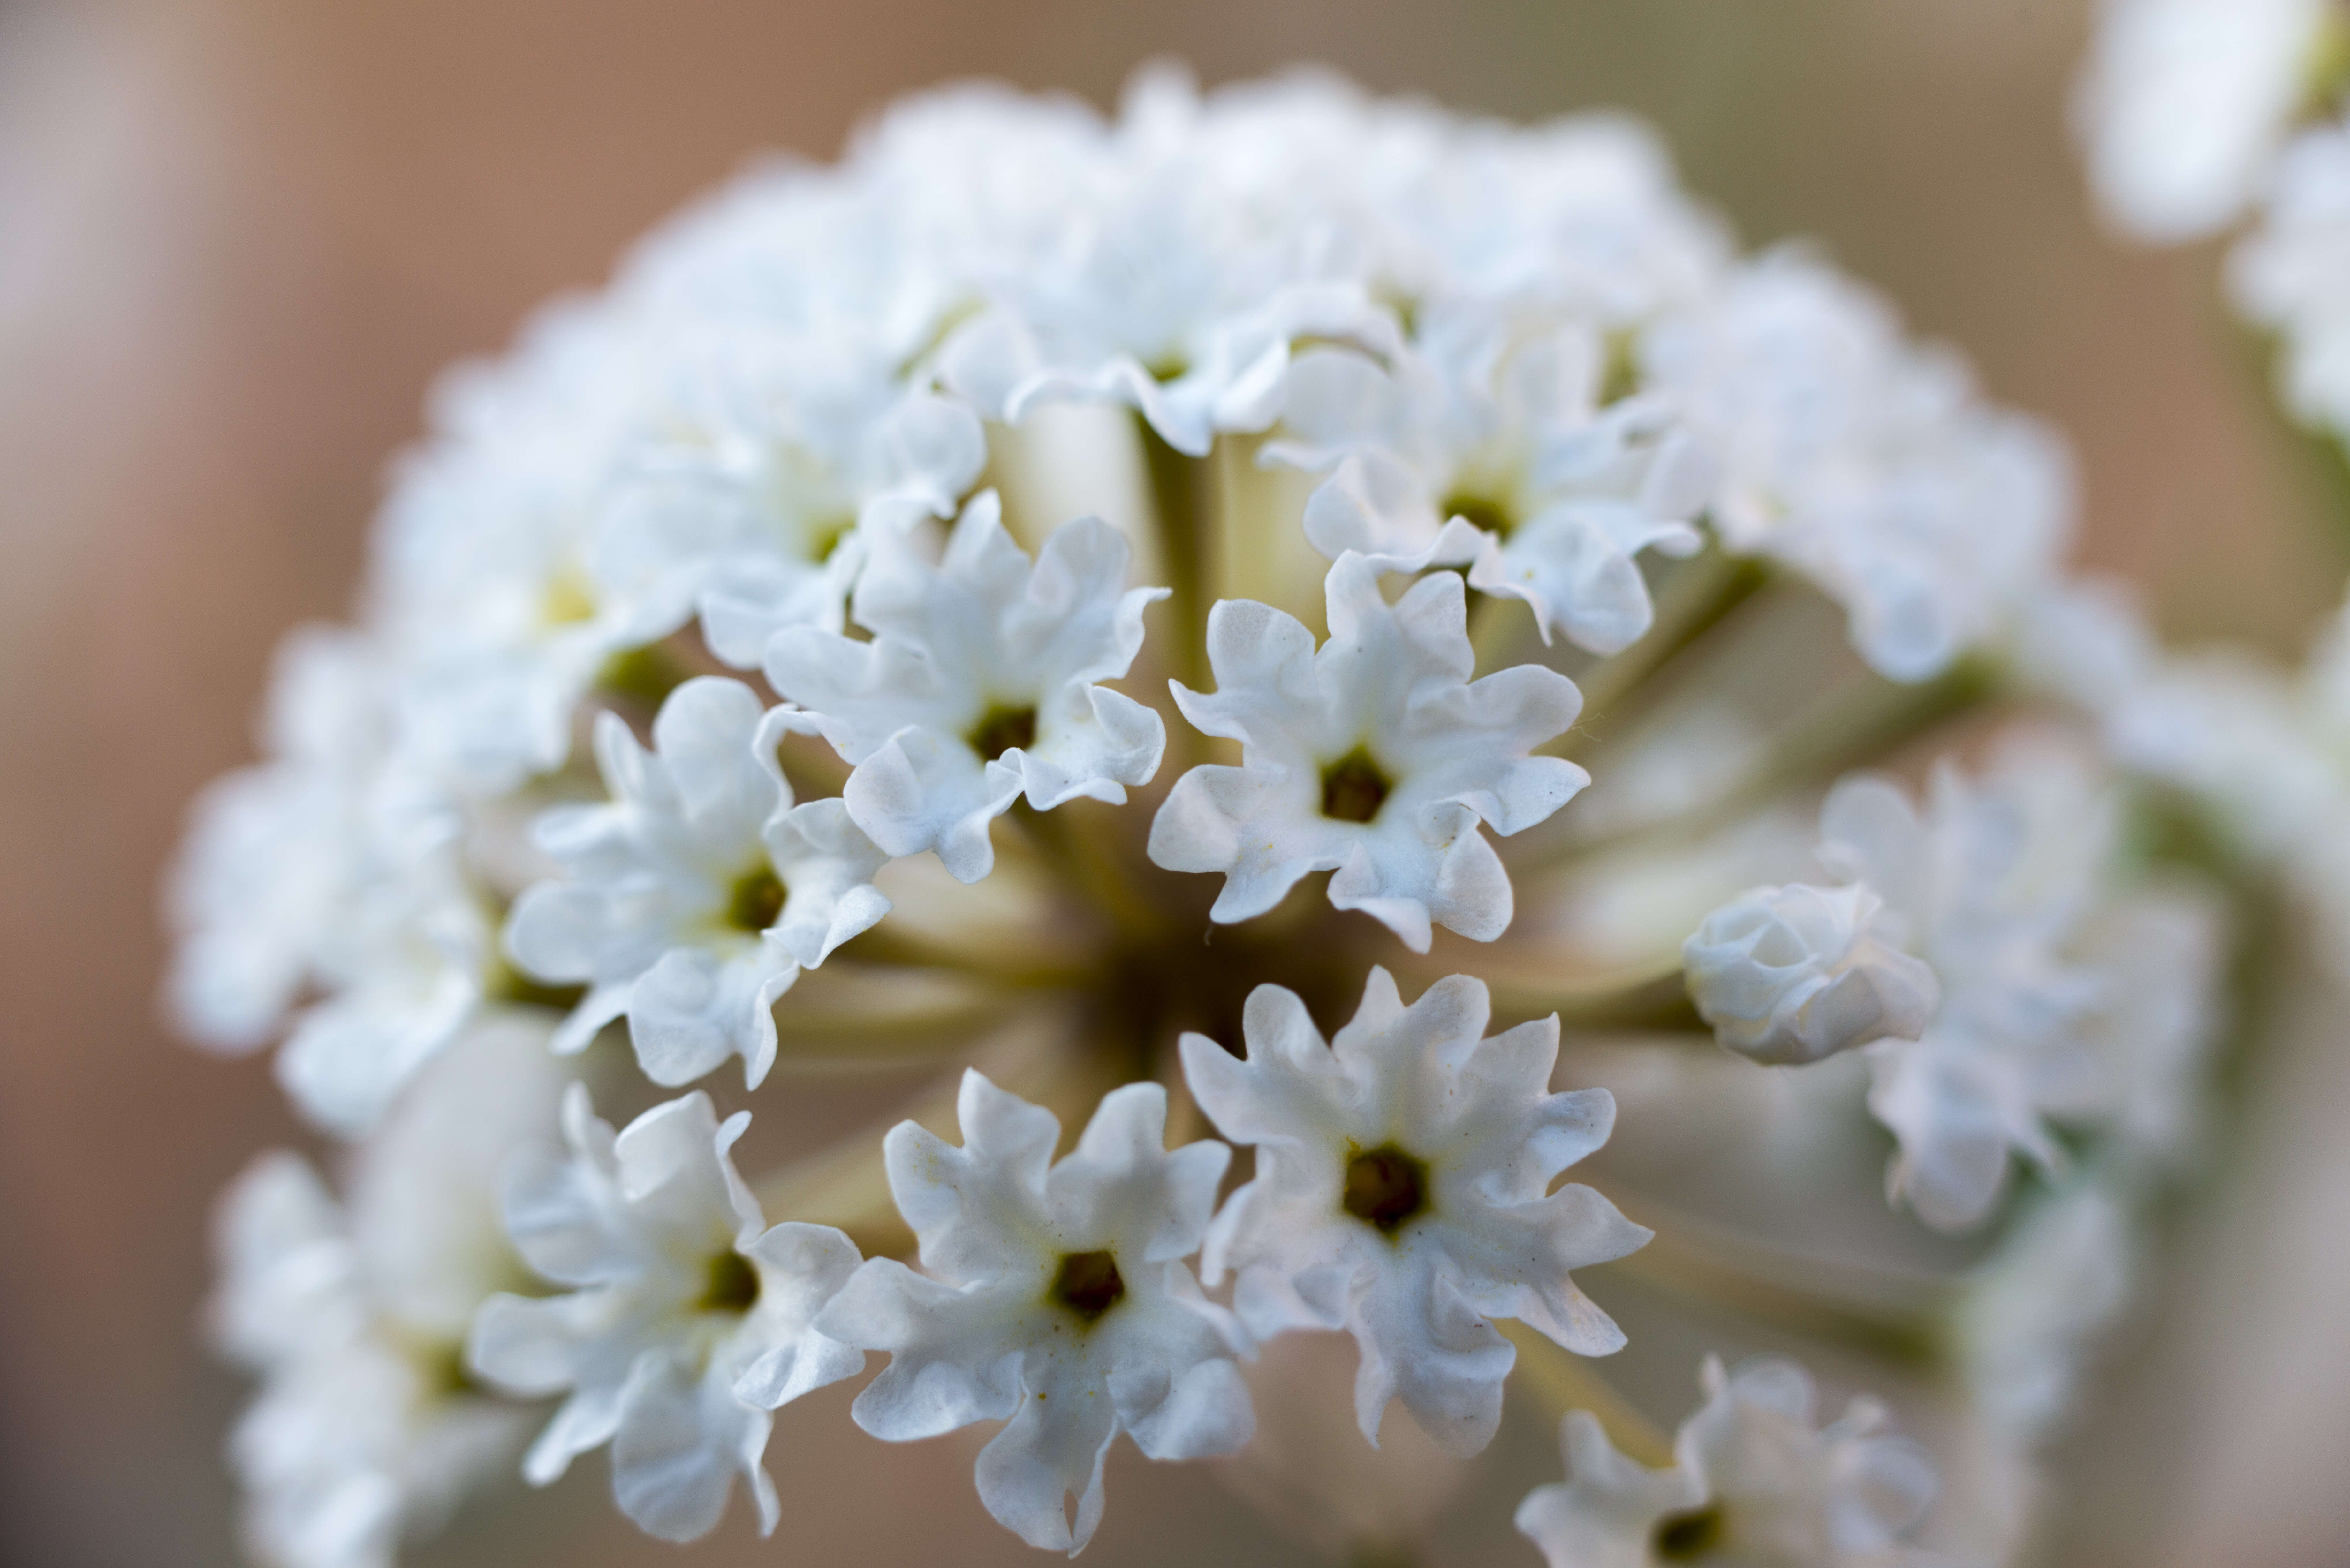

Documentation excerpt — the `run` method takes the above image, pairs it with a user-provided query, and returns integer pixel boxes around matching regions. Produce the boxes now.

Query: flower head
[814,1072,1249,1555]
[1180,969,1650,1457]
[466,1088,864,1542]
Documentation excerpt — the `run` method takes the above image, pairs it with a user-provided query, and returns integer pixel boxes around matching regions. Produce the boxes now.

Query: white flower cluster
[1686,736,2224,1230]
[165,66,2258,1568]
[2075,0,2350,453]
[165,71,2083,1139]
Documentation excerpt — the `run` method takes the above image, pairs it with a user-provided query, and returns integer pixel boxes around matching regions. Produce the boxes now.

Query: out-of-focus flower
[207,1019,568,1568]
[1685,736,2225,1232]
[1958,1180,2140,1444]
[1515,1356,1937,1568]
[2073,0,2335,242]
[1683,881,1940,1066]
[1644,251,2072,683]
[2234,113,2350,436]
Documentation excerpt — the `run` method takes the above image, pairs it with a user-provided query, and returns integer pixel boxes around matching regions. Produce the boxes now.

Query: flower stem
[1497,1321,1675,1468]
[1011,800,1168,945]
[1392,953,1701,1032]
[1606,1197,1958,1369]
[1539,652,1998,873]
[1139,415,1215,696]
[1551,545,1772,765]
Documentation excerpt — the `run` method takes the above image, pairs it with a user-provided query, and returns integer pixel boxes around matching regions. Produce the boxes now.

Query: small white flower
[1180,969,1650,1458]
[163,622,508,1136]
[1148,555,1588,951]
[165,625,387,1053]
[467,1088,864,1542]
[1818,758,2112,1231]
[1279,319,1709,655]
[275,844,495,1139]
[814,1072,1250,1555]
[2070,887,2227,1166]
[2232,116,2350,441]
[208,1019,569,1568]
[503,675,890,1088]
[1958,1180,2138,1443]
[1646,251,2071,683]
[1683,881,1941,1066]
[2104,650,2343,863]
[2074,0,2331,243]
[912,73,1408,459]
[375,304,685,795]
[601,354,987,666]
[764,494,1170,884]
[1515,1355,1937,1568]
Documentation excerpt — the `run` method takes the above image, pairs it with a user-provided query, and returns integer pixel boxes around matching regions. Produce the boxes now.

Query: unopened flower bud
[1682,882,1939,1065]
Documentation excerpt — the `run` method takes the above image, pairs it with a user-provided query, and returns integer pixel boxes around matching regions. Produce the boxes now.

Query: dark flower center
[1597,327,1643,407]
[1438,490,1514,538]
[970,704,1039,761]
[809,515,855,563]
[1050,1249,1126,1323]
[699,1249,762,1314]
[423,1340,483,1399]
[1342,1142,1429,1234]
[1320,747,1392,825]
[1651,1503,1725,1560]
[726,865,787,933]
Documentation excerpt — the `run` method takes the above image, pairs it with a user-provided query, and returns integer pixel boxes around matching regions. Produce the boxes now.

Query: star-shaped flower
[764,494,1169,884]
[466,1088,865,1543]
[602,356,988,667]
[1179,969,1651,1458]
[813,1072,1251,1555]
[207,1019,569,1568]
[1148,554,1588,950]
[1277,319,1709,655]
[1515,1356,1937,1568]
[503,676,891,1088]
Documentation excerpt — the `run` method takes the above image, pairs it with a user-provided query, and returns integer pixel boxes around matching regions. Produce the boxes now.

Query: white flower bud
[1682,882,1939,1065]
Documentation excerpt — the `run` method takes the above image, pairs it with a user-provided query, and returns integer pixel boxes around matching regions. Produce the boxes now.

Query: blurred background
[3,0,2346,1563]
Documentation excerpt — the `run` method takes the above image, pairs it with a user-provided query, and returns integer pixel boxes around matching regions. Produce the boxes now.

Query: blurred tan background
[4,0,2347,1564]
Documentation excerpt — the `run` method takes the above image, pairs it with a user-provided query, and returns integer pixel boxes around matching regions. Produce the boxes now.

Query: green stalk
[1011,800,1168,946]
[1139,415,1215,696]
[1550,547,1772,766]
[1499,1321,1676,1468]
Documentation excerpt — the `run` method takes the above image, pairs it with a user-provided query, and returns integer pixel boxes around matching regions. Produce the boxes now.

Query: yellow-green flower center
[1342,1142,1429,1234]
